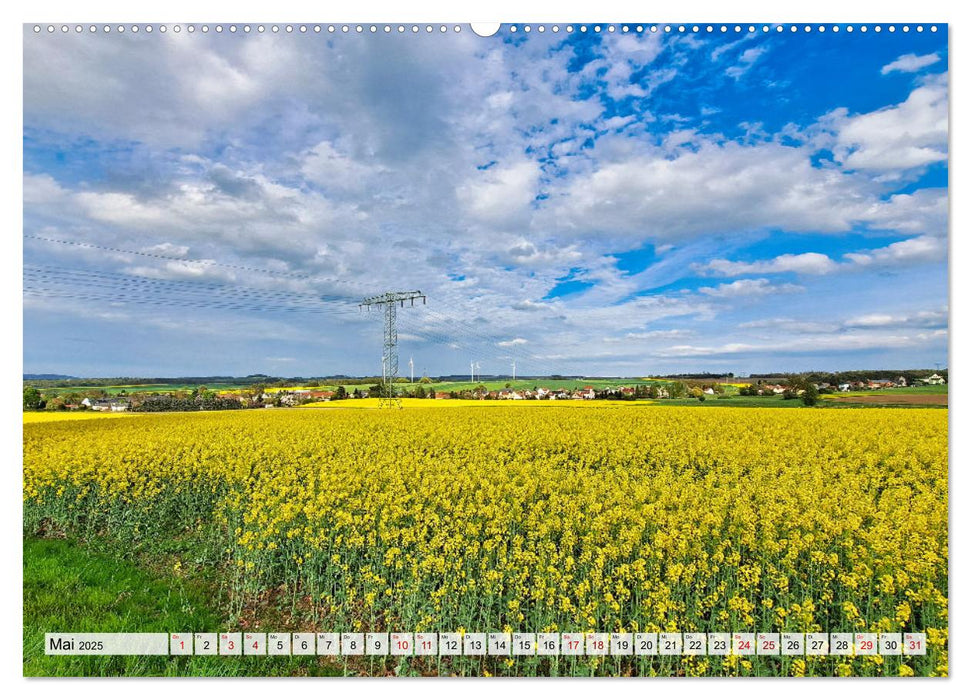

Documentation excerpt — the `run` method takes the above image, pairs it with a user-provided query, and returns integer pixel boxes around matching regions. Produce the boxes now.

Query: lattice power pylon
[360,291,426,407]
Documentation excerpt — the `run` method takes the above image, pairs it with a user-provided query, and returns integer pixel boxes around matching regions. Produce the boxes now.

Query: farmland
[23,404,948,676]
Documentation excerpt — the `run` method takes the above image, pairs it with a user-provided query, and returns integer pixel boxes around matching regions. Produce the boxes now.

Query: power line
[25,234,317,280]
[24,245,583,377]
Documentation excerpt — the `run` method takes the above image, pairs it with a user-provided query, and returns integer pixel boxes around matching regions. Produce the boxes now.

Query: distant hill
[23,374,77,381]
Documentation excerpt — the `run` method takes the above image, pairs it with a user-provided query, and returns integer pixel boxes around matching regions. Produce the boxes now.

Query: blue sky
[23,24,948,377]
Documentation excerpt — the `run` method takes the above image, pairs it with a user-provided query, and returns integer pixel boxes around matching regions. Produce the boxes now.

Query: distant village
[23,372,947,413]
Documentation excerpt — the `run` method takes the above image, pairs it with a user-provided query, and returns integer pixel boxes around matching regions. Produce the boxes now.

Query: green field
[823,384,948,397]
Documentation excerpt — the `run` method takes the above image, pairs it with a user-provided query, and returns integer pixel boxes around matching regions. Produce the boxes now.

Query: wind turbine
[409,356,414,383]
[470,360,475,383]
[511,360,516,382]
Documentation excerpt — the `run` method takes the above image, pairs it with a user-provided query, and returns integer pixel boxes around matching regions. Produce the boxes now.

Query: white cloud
[699,279,804,298]
[497,338,528,347]
[456,160,541,226]
[844,236,946,267]
[822,77,948,172]
[843,310,947,328]
[860,189,947,237]
[881,53,941,75]
[725,46,767,80]
[603,329,694,343]
[655,329,946,358]
[543,138,880,243]
[301,141,384,190]
[698,252,838,276]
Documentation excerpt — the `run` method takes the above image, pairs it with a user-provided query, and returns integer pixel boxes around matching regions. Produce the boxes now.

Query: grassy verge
[23,537,343,677]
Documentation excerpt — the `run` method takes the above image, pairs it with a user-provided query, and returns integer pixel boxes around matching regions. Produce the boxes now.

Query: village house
[922,373,946,385]
[88,398,129,412]
[867,378,896,389]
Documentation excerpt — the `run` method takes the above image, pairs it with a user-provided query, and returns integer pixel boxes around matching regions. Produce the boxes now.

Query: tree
[419,376,432,384]
[23,386,44,410]
[802,383,819,406]
[334,385,348,400]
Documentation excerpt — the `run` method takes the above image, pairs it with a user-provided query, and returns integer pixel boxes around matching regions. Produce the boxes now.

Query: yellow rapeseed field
[22,411,144,424]
[22,405,948,676]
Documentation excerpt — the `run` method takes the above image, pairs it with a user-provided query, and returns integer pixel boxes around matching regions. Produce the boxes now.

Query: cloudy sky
[23,24,948,378]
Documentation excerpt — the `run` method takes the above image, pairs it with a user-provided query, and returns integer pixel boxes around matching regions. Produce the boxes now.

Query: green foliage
[802,384,820,407]
[23,386,44,410]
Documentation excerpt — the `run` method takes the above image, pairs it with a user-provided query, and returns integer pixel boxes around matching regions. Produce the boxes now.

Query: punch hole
[470,23,500,37]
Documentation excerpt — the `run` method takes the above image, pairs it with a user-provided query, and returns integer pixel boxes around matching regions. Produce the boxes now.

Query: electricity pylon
[361,291,426,408]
